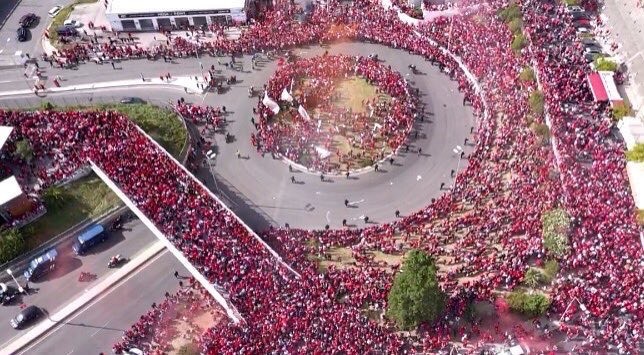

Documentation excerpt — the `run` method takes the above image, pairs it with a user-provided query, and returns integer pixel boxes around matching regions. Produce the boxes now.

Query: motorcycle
[108,254,126,268]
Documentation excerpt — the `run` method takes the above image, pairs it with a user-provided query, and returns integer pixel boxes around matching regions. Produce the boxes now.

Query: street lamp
[452,145,464,191]
[6,269,24,294]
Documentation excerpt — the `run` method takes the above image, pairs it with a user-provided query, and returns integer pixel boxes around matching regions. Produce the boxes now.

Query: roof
[77,224,105,243]
[587,71,623,105]
[626,162,644,209]
[106,0,246,15]
[588,72,608,101]
[29,249,58,268]
[0,176,24,206]
[0,126,13,151]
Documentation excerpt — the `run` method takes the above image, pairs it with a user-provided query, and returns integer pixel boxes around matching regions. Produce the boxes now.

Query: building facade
[105,0,248,32]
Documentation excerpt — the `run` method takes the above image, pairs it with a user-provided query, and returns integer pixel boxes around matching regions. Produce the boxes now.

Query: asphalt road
[0,0,62,58]
[16,249,186,355]
[0,219,156,349]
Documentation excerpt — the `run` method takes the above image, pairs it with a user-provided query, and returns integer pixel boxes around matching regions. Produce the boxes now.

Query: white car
[566,5,584,13]
[48,5,62,18]
[63,19,82,28]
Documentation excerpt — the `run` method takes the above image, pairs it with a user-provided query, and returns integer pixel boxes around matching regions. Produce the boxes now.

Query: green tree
[519,66,536,82]
[529,90,545,116]
[387,249,445,330]
[0,228,26,264]
[530,122,550,144]
[511,33,527,53]
[541,208,570,257]
[612,103,632,122]
[14,139,34,162]
[543,259,559,282]
[508,18,523,34]
[507,291,551,317]
[42,186,66,208]
[498,3,522,23]
[523,268,544,288]
[626,144,644,162]
[594,57,618,72]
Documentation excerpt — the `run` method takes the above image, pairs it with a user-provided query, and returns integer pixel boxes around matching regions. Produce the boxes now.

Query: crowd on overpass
[1,0,641,353]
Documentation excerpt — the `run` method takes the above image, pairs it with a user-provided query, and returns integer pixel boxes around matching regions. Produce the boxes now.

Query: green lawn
[23,173,122,251]
[332,77,384,114]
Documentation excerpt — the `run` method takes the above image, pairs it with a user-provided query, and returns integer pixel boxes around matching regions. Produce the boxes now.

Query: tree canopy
[541,208,570,257]
[387,249,445,330]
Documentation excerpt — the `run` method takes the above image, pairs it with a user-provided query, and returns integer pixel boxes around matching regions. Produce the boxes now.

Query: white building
[105,0,248,32]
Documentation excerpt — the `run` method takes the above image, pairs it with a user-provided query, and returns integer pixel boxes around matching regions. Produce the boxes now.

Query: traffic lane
[0,0,63,56]
[19,250,186,355]
[0,219,156,347]
[0,0,21,29]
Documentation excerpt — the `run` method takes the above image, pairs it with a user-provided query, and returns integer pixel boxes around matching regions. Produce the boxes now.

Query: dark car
[584,52,597,63]
[16,27,28,42]
[573,19,592,28]
[72,224,107,255]
[571,12,590,21]
[0,283,18,305]
[119,97,146,104]
[56,26,77,37]
[582,38,599,47]
[9,305,42,329]
[19,13,38,28]
[23,248,58,282]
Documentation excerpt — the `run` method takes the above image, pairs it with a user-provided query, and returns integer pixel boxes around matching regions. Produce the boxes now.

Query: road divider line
[0,241,166,355]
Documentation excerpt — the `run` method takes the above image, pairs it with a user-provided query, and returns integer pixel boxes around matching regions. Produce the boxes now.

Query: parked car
[23,248,58,282]
[63,19,82,28]
[56,26,77,37]
[584,52,597,63]
[19,13,38,28]
[16,27,28,42]
[566,5,585,13]
[582,38,600,46]
[119,97,146,104]
[9,305,42,329]
[0,283,18,305]
[72,224,107,255]
[584,45,603,55]
[48,5,62,18]
[571,12,590,20]
[573,19,592,28]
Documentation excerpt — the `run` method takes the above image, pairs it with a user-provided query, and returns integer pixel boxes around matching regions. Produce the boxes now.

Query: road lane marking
[325,211,331,223]
[17,248,169,354]
[90,320,111,337]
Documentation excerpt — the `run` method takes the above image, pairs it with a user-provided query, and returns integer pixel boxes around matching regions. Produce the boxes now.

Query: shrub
[508,18,523,34]
[523,268,544,288]
[541,208,570,257]
[531,122,550,143]
[507,291,551,317]
[612,103,632,121]
[520,66,536,82]
[594,57,618,72]
[511,33,527,53]
[637,210,644,226]
[626,143,644,162]
[0,228,26,264]
[42,186,66,208]
[14,139,34,162]
[387,250,445,330]
[543,259,559,282]
[529,90,545,116]
[40,101,55,111]
[499,3,522,23]
[563,0,580,6]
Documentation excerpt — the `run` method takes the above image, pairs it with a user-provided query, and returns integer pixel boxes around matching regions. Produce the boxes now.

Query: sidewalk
[0,241,166,355]
[0,75,207,97]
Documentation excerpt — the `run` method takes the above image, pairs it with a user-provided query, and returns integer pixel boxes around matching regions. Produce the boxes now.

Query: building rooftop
[106,0,246,15]
[0,176,23,206]
[0,126,13,152]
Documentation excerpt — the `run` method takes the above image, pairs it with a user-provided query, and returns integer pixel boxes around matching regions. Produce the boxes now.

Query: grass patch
[333,77,382,114]
[47,0,98,47]
[626,143,644,162]
[22,173,121,251]
[637,210,644,225]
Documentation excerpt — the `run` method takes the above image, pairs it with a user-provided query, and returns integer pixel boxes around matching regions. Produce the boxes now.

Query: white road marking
[389,181,393,185]
[417,175,422,181]
[325,211,331,222]
[64,350,74,355]
[348,199,364,205]
[90,320,111,337]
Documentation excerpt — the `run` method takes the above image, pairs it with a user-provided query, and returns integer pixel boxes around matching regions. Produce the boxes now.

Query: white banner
[263,93,280,114]
[298,105,311,121]
[280,88,293,102]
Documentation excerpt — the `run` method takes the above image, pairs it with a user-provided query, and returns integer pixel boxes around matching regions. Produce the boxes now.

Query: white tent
[626,162,644,209]
[0,126,13,151]
[0,176,23,206]
[262,93,280,114]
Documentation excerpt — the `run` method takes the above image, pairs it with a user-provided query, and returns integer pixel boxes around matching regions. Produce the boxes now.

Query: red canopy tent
[587,71,624,106]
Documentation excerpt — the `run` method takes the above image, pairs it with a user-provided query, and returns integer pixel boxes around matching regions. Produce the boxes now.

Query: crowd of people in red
[254,54,417,172]
[1,0,641,353]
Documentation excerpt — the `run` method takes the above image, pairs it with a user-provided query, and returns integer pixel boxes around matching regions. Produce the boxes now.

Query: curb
[0,205,127,284]
[1,241,166,355]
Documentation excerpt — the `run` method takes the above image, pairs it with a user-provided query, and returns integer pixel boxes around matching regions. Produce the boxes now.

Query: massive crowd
[254,54,416,172]
[1,0,641,353]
